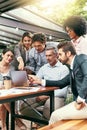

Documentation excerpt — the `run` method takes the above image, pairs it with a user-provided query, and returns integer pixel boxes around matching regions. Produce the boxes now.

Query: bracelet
[76,101,82,104]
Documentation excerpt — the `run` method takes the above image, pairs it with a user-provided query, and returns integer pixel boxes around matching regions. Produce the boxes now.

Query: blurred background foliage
[29,0,87,25]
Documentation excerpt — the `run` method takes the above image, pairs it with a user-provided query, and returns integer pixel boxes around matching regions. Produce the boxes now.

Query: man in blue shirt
[28,32,47,74]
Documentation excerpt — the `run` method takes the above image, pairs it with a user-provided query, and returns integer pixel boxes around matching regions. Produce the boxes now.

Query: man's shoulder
[40,63,49,69]
[77,54,87,59]
[57,61,69,70]
[76,54,87,64]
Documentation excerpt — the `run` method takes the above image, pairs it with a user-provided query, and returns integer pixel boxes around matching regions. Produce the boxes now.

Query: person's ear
[66,51,71,57]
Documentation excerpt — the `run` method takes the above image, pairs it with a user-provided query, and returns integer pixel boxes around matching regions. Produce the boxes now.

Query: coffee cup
[0,80,3,89]
[3,76,12,89]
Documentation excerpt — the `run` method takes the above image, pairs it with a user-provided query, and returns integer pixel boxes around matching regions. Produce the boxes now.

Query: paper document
[0,87,41,96]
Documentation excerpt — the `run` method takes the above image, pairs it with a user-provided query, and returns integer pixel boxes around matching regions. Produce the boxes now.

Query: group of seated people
[0,32,69,130]
[1,15,87,130]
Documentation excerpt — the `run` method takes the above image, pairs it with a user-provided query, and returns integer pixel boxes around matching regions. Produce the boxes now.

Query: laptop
[10,71,28,87]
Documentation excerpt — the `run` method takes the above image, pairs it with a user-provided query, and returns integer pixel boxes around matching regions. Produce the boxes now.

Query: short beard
[59,58,69,65]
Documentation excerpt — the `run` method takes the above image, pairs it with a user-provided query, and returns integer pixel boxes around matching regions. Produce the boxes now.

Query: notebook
[10,71,28,87]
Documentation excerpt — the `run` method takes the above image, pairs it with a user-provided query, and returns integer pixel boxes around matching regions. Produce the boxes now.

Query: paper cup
[4,80,12,89]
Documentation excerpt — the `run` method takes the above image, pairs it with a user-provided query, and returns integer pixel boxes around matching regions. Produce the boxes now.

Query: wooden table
[38,119,87,130]
[0,86,57,130]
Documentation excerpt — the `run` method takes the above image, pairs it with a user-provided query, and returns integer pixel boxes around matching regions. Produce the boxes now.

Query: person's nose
[9,56,13,60]
[46,56,49,60]
[67,31,70,35]
[25,42,30,45]
[35,47,39,51]
[58,56,60,61]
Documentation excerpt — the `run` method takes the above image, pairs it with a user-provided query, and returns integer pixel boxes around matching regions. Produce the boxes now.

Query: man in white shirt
[36,45,69,119]
[20,44,69,124]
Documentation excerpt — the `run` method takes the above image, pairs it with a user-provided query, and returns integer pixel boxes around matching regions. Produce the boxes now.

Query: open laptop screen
[11,71,28,87]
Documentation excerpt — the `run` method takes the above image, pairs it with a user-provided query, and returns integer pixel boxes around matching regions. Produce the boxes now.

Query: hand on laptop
[28,75,42,85]
[23,67,35,75]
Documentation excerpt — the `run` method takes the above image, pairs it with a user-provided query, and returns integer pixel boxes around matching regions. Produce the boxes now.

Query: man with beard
[29,41,87,124]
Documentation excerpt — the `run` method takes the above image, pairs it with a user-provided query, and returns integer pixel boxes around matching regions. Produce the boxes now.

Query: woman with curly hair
[63,15,87,54]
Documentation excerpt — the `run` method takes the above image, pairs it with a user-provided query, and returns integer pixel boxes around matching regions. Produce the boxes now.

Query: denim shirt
[28,47,47,74]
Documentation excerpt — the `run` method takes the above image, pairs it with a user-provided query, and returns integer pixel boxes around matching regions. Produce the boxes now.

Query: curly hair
[63,15,87,36]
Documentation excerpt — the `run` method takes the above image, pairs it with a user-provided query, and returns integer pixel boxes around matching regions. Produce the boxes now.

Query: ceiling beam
[0,16,70,40]
[0,34,19,42]
[0,0,41,13]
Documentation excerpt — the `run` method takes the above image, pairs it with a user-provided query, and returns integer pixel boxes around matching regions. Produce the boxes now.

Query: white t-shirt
[71,35,87,55]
